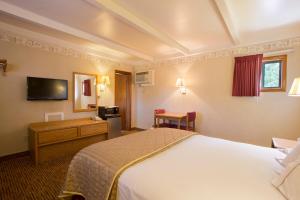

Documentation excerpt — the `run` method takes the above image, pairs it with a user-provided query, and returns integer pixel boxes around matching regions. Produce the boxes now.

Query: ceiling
[0,0,300,64]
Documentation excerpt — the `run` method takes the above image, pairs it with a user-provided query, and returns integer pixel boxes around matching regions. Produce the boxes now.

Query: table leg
[186,117,188,130]
[177,119,181,129]
[154,116,156,128]
[157,117,160,128]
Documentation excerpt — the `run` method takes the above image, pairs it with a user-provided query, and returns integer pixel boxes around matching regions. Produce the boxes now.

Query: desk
[154,112,187,129]
[29,118,108,165]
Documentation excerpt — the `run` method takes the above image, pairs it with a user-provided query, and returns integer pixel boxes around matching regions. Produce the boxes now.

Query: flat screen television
[27,77,68,100]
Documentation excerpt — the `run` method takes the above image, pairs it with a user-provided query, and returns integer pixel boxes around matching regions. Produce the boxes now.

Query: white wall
[135,47,300,147]
[0,40,134,156]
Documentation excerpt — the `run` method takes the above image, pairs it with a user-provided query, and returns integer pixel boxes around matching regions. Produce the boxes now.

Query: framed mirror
[73,72,98,112]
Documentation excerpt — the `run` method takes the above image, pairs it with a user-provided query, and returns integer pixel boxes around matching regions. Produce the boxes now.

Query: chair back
[154,109,165,115]
[187,112,196,121]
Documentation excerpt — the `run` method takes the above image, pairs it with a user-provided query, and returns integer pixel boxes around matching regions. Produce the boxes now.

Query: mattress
[118,135,285,200]
[60,128,194,200]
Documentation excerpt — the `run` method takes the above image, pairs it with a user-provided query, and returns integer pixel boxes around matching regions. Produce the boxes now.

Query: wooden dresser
[29,118,108,165]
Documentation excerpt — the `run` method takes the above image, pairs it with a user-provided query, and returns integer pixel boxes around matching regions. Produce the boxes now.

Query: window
[261,55,287,92]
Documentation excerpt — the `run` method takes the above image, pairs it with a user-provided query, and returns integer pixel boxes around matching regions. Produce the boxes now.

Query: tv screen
[27,77,68,100]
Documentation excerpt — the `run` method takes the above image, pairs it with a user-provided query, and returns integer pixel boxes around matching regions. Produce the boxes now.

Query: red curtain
[83,79,91,96]
[232,54,263,96]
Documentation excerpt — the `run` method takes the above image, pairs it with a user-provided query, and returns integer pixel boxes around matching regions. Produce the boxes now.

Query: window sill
[261,88,286,92]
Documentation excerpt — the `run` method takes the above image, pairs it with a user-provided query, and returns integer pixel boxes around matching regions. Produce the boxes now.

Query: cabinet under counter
[28,118,108,165]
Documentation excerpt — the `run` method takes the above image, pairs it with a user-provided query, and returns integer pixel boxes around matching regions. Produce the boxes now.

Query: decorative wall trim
[0,0,152,61]
[150,36,300,67]
[0,29,123,67]
[1,27,300,68]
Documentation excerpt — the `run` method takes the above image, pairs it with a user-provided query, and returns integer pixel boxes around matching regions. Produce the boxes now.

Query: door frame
[115,70,132,130]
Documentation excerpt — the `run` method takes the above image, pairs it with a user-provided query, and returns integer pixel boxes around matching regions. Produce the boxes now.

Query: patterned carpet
[0,131,142,200]
[0,155,72,200]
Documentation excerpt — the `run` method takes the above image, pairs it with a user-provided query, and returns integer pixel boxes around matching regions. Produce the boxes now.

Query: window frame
[261,55,287,92]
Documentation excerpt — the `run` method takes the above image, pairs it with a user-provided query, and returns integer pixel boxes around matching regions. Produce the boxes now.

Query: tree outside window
[261,55,287,92]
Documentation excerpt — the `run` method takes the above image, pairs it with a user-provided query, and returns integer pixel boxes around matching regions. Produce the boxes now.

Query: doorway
[115,70,132,131]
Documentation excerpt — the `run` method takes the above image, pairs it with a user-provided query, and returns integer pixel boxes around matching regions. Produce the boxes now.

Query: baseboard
[0,151,29,162]
[131,127,146,131]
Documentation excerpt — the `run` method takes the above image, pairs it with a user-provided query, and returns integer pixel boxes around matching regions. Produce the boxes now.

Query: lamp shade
[101,75,110,86]
[176,78,184,87]
[289,77,300,96]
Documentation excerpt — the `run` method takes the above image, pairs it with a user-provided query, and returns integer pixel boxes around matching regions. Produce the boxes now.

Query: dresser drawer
[80,123,107,136]
[38,128,78,145]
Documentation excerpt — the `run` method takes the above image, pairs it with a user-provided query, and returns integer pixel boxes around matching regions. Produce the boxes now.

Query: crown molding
[0,0,153,61]
[148,36,300,67]
[0,28,134,67]
[1,23,300,69]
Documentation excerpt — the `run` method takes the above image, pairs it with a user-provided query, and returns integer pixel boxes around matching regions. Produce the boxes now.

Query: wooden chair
[180,112,196,131]
[154,109,169,128]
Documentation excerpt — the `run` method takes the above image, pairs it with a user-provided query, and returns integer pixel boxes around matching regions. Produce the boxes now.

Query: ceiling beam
[85,0,190,55]
[0,1,153,61]
[0,21,130,63]
[213,0,240,45]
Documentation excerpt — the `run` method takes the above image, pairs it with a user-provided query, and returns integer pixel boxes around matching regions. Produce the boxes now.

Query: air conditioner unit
[135,70,155,86]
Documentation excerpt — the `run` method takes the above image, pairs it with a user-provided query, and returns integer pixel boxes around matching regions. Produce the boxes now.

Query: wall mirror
[73,72,97,112]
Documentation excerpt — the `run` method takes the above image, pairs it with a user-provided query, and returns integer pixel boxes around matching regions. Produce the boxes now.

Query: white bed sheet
[117,135,285,200]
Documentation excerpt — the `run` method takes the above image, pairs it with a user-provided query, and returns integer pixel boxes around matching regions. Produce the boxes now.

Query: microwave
[98,106,120,120]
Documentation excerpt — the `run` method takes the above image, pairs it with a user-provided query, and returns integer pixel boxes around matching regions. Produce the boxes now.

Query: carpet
[0,130,143,200]
[0,155,72,200]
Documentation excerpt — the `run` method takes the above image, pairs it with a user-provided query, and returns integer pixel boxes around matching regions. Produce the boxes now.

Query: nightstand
[272,138,297,149]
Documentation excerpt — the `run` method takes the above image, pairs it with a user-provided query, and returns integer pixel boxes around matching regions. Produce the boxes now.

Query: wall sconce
[176,78,187,95]
[98,75,110,92]
[176,78,184,87]
[0,59,7,74]
[179,86,187,95]
[101,75,110,86]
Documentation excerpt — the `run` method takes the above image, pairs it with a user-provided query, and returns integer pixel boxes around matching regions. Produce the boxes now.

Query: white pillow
[277,148,293,155]
[274,158,285,174]
[272,159,300,200]
[282,142,300,166]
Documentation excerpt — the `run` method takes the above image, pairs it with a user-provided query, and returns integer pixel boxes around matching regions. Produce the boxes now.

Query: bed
[60,128,286,200]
